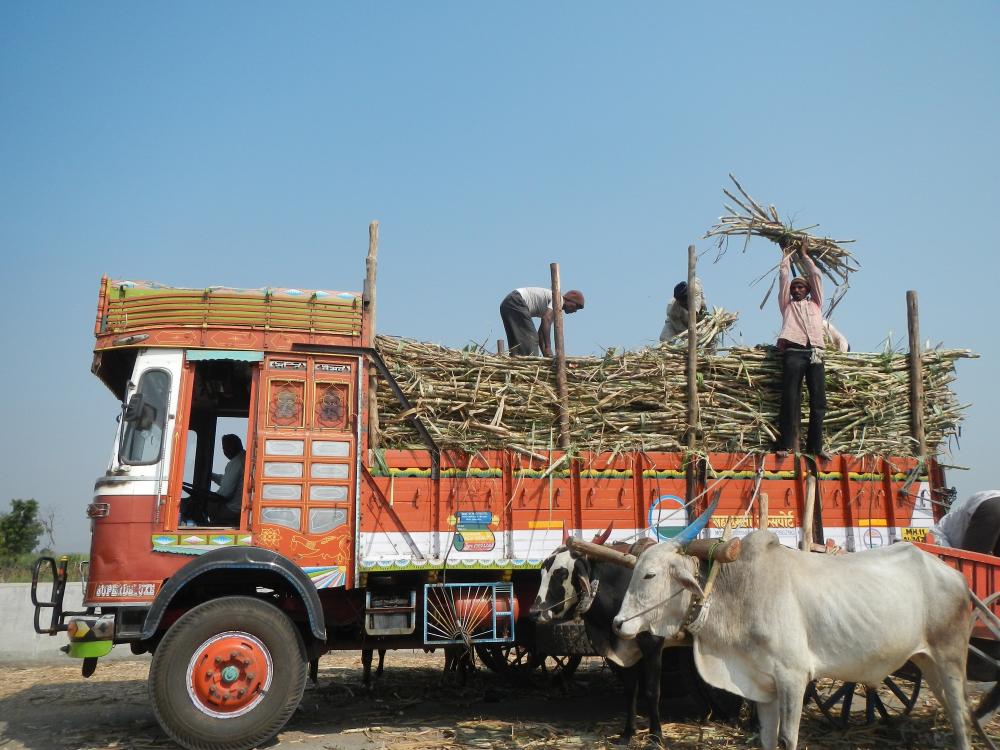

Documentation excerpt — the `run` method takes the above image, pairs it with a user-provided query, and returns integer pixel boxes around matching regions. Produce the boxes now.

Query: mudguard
[141,546,326,641]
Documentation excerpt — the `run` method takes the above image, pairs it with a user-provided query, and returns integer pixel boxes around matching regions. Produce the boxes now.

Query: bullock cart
[805,541,1000,727]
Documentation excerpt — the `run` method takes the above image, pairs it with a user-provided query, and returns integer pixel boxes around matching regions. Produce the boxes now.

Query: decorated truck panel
[28,272,953,750]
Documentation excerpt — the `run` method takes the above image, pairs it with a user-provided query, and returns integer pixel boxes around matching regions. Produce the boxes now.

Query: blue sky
[2,2,997,552]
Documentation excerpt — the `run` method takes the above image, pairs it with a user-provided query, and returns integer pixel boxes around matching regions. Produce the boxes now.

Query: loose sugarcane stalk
[705,175,860,309]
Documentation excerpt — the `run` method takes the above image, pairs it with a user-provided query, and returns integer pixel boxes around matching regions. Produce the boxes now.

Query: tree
[0,498,45,559]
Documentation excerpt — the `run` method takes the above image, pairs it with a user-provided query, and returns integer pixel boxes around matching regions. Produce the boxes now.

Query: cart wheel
[148,596,307,750]
[475,643,535,674]
[532,652,582,682]
[970,592,1000,641]
[806,662,922,726]
[474,643,581,682]
[968,592,1000,683]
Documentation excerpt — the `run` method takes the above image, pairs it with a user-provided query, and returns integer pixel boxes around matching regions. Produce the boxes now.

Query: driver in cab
[181,434,245,527]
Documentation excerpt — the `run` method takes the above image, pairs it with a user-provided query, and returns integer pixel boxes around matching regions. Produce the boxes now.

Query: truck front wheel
[148,596,308,750]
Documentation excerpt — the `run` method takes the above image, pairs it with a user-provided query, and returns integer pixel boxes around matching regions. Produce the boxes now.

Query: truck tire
[148,596,308,750]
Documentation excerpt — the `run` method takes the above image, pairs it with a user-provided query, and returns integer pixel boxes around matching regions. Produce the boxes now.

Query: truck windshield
[119,369,170,466]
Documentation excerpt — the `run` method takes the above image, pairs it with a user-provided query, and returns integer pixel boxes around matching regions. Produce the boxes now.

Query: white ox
[612,530,980,750]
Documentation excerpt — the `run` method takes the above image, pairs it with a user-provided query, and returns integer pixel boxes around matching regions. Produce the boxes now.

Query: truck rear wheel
[148,596,308,750]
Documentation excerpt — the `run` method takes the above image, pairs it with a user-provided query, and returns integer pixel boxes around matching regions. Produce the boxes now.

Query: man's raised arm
[800,237,823,309]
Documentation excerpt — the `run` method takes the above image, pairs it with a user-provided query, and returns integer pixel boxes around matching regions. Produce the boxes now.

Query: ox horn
[673,491,721,546]
[592,522,614,545]
[566,538,637,568]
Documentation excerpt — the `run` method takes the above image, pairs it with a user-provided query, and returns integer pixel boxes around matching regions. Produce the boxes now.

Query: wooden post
[685,245,699,507]
[907,291,927,459]
[497,339,506,356]
[801,473,816,550]
[366,221,380,450]
[759,492,769,530]
[550,263,571,450]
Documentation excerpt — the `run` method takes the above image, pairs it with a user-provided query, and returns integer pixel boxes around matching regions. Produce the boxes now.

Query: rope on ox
[683,518,736,636]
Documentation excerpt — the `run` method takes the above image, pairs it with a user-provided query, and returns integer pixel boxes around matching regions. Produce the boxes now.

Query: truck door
[253,354,359,589]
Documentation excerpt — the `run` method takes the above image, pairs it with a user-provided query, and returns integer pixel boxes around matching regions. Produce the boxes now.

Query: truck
[31,249,951,750]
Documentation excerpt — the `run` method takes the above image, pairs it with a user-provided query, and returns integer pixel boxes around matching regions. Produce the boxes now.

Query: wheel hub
[186,632,273,718]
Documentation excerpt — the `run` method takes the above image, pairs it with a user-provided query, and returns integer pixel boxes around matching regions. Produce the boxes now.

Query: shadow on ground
[0,655,986,749]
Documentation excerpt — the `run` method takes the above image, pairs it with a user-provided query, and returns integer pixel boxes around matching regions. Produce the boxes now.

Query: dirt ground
[1,651,998,750]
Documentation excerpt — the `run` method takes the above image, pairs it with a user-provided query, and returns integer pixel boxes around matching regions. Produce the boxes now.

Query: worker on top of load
[930,490,1000,555]
[823,319,850,352]
[774,236,829,462]
[499,287,584,357]
[659,279,707,343]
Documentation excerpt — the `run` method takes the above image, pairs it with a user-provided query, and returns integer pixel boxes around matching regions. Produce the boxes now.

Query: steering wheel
[182,482,225,502]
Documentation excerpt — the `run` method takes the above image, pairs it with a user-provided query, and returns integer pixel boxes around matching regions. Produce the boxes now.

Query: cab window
[120,369,170,465]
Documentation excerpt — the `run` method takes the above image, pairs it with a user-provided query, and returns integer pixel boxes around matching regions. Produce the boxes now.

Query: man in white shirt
[500,287,585,357]
[206,434,246,525]
[659,279,706,343]
[931,490,1000,554]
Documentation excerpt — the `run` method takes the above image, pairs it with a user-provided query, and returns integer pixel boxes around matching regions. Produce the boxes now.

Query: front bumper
[62,614,116,659]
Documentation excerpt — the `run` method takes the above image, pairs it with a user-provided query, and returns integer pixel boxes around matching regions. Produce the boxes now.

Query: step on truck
[31,242,949,750]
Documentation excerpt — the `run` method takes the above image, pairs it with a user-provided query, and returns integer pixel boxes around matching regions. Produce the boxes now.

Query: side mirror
[123,393,145,423]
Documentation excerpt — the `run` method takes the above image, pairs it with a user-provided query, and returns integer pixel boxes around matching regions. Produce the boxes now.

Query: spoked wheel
[475,643,582,682]
[149,596,308,750]
[475,643,535,674]
[806,662,922,726]
[969,592,1000,686]
[533,652,583,681]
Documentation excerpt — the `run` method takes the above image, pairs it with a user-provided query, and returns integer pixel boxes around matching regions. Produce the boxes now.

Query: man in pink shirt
[775,237,829,461]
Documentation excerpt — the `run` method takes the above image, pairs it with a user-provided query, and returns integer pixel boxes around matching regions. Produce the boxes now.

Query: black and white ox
[613,529,997,750]
[530,529,665,744]
[529,507,718,745]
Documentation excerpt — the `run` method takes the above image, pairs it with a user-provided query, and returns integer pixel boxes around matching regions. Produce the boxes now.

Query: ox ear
[592,522,613,545]
[671,560,705,598]
[673,493,721,547]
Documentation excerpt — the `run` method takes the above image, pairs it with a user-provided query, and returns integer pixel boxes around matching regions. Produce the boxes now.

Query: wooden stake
[550,263,570,450]
[366,221,380,450]
[907,290,927,459]
[801,472,816,550]
[759,492,769,530]
[685,245,699,506]
[497,339,506,356]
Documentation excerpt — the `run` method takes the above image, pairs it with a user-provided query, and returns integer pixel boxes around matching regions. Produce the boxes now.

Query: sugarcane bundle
[374,335,974,458]
[704,175,860,310]
[661,306,739,348]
